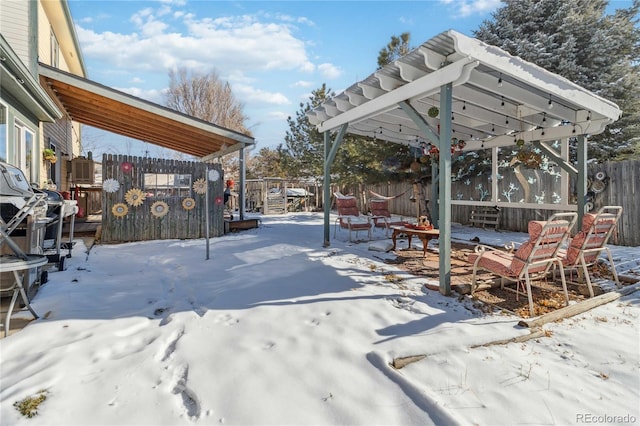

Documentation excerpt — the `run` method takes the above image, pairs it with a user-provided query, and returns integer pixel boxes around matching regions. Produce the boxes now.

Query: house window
[14,121,36,184]
[0,104,6,162]
[144,173,192,197]
[50,27,59,68]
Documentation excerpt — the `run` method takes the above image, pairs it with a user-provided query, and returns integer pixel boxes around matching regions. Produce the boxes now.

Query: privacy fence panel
[101,154,224,244]
[337,159,639,247]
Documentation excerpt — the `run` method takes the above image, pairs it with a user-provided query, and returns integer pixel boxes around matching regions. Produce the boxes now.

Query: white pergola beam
[318,58,479,132]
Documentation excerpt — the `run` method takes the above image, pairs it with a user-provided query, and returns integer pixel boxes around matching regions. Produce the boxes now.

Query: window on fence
[144,173,192,197]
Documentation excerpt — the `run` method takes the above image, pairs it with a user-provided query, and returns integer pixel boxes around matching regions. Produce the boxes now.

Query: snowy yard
[1,212,639,425]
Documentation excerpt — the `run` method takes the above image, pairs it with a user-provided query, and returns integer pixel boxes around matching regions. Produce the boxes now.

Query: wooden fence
[101,155,225,244]
[336,159,639,247]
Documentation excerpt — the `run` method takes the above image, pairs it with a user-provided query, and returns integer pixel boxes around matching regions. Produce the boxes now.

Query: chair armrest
[473,244,503,255]
[504,241,520,253]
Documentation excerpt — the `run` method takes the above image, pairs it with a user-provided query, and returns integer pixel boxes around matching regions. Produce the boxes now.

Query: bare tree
[165,67,251,136]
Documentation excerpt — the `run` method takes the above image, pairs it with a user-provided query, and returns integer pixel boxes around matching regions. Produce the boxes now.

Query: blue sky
[67,0,633,158]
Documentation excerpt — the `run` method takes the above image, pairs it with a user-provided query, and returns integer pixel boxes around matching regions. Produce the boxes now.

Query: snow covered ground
[1,212,639,425]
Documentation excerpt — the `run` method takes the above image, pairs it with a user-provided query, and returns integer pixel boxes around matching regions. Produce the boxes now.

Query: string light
[548,94,553,109]
[497,73,503,87]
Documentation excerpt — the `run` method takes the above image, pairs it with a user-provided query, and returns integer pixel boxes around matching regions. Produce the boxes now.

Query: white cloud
[114,87,164,104]
[440,0,501,18]
[317,63,342,79]
[267,111,290,120]
[77,9,316,74]
[292,80,313,88]
[234,84,290,106]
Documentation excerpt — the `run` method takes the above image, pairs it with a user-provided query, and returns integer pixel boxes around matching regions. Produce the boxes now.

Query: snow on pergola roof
[307,30,621,148]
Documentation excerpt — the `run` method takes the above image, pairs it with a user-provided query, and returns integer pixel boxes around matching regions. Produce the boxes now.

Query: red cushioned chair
[468,212,577,317]
[369,198,408,236]
[558,206,622,297]
[334,194,372,242]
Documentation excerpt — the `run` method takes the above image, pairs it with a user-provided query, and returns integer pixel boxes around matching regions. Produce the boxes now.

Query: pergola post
[576,134,588,226]
[438,83,453,295]
[323,125,348,247]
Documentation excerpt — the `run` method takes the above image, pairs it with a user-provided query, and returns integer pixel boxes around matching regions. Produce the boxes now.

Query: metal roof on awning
[307,29,621,148]
[38,63,254,159]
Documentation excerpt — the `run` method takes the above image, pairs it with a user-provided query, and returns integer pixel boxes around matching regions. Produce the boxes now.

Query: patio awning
[307,29,621,149]
[38,63,254,159]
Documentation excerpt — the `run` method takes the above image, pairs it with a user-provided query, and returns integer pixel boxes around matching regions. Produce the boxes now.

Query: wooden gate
[101,154,225,243]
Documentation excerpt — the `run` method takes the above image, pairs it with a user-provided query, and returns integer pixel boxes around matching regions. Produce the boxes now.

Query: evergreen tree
[377,33,412,69]
[474,0,640,161]
[281,84,412,185]
[280,84,331,179]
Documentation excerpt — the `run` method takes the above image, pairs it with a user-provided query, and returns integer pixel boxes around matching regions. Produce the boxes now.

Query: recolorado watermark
[576,413,637,424]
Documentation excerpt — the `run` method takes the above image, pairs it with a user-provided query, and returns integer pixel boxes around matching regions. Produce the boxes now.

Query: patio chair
[334,194,372,242]
[369,198,408,236]
[468,212,578,317]
[558,206,622,297]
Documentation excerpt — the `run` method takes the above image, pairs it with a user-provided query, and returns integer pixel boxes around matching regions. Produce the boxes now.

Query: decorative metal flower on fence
[208,169,220,182]
[124,188,145,206]
[102,178,120,193]
[193,178,207,194]
[121,162,133,173]
[150,201,169,218]
[182,197,196,210]
[112,203,128,217]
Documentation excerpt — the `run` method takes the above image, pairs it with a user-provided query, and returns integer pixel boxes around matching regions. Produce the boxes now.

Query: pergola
[307,30,621,295]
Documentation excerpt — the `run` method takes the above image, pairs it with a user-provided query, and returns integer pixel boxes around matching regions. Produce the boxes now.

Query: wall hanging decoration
[124,188,145,206]
[150,201,169,218]
[182,197,196,210]
[208,169,220,182]
[102,178,120,193]
[193,178,207,194]
[121,161,133,173]
[215,196,223,205]
[112,203,128,217]
[427,106,439,118]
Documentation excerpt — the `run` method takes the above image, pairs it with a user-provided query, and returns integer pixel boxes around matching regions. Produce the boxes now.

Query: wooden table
[390,226,439,257]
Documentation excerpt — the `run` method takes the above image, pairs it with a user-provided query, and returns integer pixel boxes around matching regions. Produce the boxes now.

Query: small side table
[0,254,47,337]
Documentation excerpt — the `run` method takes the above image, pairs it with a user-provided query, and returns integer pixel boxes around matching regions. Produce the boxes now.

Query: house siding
[0,0,33,70]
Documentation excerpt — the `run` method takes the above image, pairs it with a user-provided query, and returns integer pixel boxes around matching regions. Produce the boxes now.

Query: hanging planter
[516,139,525,147]
[43,148,57,163]
[427,107,439,118]
[516,149,543,169]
